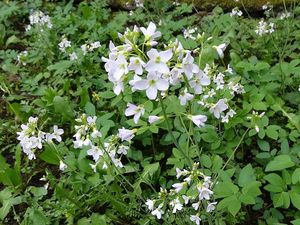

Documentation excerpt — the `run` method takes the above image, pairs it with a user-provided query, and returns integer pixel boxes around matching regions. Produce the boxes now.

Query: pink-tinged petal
[146,86,158,100]
[125,103,137,116]
[152,31,161,39]
[147,22,156,34]
[133,113,141,124]
[147,49,159,60]
[145,61,157,72]
[156,78,169,91]
[140,27,147,36]
[160,49,173,62]
[134,80,149,90]
[156,62,169,74]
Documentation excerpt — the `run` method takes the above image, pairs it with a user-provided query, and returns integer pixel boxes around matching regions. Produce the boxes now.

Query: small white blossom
[140,22,161,46]
[178,88,194,106]
[125,103,145,124]
[151,204,164,219]
[145,199,155,211]
[172,182,186,193]
[170,198,183,213]
[59,160,67,171]
[209,99,228,119]
[148,115,161,124]
[213,43,227,58]
[117,127,135,142]
[206,202,217,212]
[58,37,71,52]
[188,115,207,128]
[69,52,78,61]
[190,214,201,225]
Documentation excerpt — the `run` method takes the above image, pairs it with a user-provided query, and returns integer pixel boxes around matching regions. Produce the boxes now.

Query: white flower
[182,195,190,205]
[178,88,194,106]
[69,52,78,61]
[198,185,213,200]
[148,115,161,124]
[51,125,64,142]
[213,43,227,58]
[190,214,201,225]
[140,22,161,46]
[87,145,103,162]
[133,72,169,100]
[209,99,228,119]
[183,27,197,40]
[117,145,129,155]
[230,8,243,17]
[192,202,200,210]
[206,202,217,212]
[103,54,128,81]
[90,163,97,172]
[182,51,199,79]
[58,37,71,52]
[91,129,102,138]
[151,204,164,219]
[189,70,210,94]
[188,115,207,128]
[145,199,155,211]
[145,49,173,73]
[175,168,189,179]
[172,182,186,193]
[90,41,101,50]
[128,57,145,75]
[117,127,135,142]
[59,160,67,171]
[125,103,145,124]
[213,73,225,90]
[170,198,183,213]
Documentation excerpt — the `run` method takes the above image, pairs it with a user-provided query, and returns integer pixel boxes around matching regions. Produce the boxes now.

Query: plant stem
[158,95,192,167]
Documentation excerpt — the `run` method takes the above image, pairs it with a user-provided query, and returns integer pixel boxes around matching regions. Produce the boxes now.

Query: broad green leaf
[238,164,256,187]
[265,155,295,172]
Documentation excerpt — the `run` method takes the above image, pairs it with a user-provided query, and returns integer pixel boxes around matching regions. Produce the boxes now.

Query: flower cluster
[102,22,243,125]
[17,117,64,160]
[17,50,28,66]
[58,36,101,61]
[145,163,217,224]
[80,41,101,55]
[73,114,134,171]
[255,20,275,36]
[230,8,243,17]
[183,27,198,40]
[26,10,52,31]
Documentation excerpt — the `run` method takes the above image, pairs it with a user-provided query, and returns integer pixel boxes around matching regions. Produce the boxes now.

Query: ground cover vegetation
[0,0,300,224]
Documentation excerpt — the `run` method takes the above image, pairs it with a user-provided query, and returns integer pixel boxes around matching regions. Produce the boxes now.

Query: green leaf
[39,145,60,165]
[289,191,300,210]
[47,60,73,75]
[292,168,300,184]
[84,102,96,116]
[238,164,256,187]
[265,155,295,172]
[53,96,74,120]
[273,192,290,208]
[266,127,279,140]
[218,195,241,216]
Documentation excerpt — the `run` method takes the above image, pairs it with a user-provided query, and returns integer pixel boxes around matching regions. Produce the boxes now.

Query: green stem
[158,95,192,167]
[212,128,249,186]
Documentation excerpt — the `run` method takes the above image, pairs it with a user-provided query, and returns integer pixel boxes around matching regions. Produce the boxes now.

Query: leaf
[289,190,300,210]
[273,192,290,208]
[218,195,241,216]
[238,164,256,187]
[265,155,295,172]
[292,168,300,184]
[85,102,96,116]
[39,145,60,165]
[53,96,74,120]
[266,126,279,140]
[47,60,73,75]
